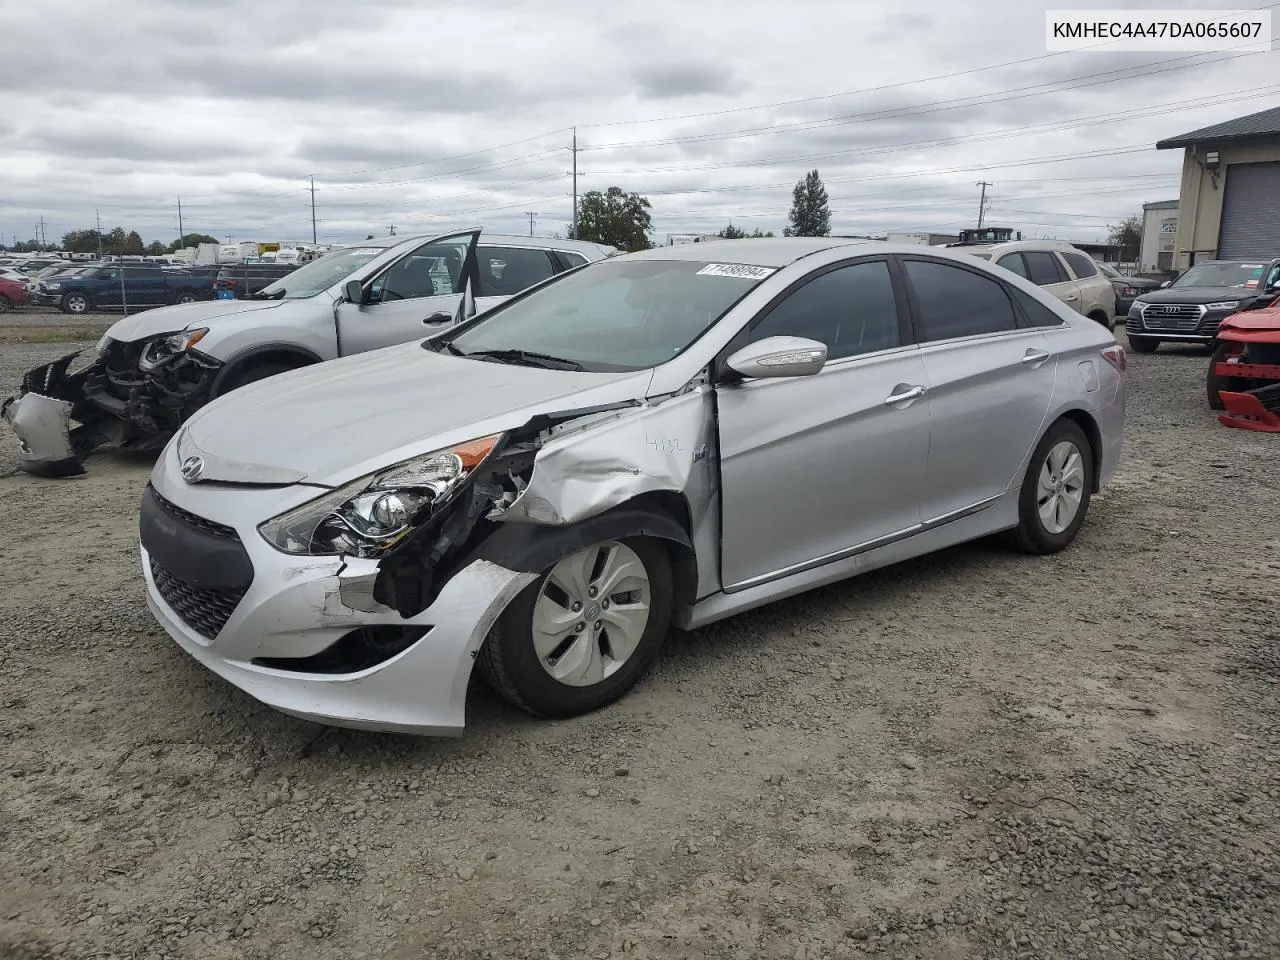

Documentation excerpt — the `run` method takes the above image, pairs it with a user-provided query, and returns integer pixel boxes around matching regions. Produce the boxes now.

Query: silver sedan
[137,239,1126,735]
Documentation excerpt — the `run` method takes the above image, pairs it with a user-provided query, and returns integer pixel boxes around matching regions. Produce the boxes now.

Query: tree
[1107,214,1142,261]
[146,241,166,255]
[168,233,219,252]
[60,229,104,254]
[717,223,747,239]
[571,186,653,251]
[103,227,128,252]
[784,169,832,238]
[124,231,146,255]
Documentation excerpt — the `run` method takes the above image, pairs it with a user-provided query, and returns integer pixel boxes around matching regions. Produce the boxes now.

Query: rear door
[900,256,1058,523]
[335,230,479,355]
[1023,250,1083,314]
[472,244,560,315]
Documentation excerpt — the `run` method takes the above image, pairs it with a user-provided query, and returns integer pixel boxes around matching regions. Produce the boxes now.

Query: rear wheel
[1127,334,1159,354]
[1003,418,1094,555]
[0,295,11,314]
[1206,342,1233,410]
[1088,310,1112,330]
[478,537,673,718]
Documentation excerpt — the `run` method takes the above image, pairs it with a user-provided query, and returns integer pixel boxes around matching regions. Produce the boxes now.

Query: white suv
[956,240,1118,329]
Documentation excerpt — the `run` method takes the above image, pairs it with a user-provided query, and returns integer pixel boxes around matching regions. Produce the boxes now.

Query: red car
[1206,302,1280,432]
[0,275,31,313]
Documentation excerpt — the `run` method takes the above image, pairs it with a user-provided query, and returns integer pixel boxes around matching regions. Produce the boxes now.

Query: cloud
[0,0,1272,247]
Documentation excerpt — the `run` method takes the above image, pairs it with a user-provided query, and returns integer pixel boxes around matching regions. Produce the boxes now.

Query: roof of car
[954,239,1087,257]
[339,233,615,253]
[618,237,889,267]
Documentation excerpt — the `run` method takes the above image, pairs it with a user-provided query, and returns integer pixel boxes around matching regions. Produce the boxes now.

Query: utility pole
[310,176,317,244]
[566,128,581,239]
[389,225,396,236]
[95,210,103,259]
[525,211,537,235]
[177,195,184,250]
[39,213,46,248]
[975,181,992,228]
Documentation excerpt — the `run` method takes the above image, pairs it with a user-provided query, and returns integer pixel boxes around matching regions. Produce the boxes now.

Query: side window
[557,251,588,269]
[477,246,556,297]
[1011,287,1068,328]
[903,259,1019,341]
[370,240,468,302]
[1061,251,1098,279]
[995,253,1028,278]
[1022,251,1068,286]
[750,260,900,361]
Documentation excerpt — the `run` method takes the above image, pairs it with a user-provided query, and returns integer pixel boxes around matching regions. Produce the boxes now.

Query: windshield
[1173,261,1271,288]
[256,245,388,300]
[443,258,774,372]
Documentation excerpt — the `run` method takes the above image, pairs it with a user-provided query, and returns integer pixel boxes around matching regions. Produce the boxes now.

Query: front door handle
[423,312,453,324]
[1021,348,1051,365]
[1064,293,1079,301]
[884,384,926,406]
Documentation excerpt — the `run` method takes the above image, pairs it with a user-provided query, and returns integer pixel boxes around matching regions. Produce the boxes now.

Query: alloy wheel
[1037,440,1086,535]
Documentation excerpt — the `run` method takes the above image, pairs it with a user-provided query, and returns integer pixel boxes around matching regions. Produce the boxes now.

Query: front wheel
[1003,418,1094,555]
[478,537,674,718]
[61,292,91,314]
[214,359,302,396]
[1206,342,1232,410]
[0,295,11,314]
[174,292,197,305]
[1127,334,1159,354]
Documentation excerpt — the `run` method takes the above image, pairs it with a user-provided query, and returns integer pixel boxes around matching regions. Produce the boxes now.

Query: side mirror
[725,336,827,380]
[344,279,365,304]
[1159,280,1171,288]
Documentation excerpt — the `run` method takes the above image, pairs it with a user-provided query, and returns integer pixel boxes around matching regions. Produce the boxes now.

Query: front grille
[1141,303,1203,332]
[149,485,238,540]
[150,559,247,640]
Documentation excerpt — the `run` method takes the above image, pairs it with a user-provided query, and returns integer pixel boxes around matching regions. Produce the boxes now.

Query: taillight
[1101,344,1126,372]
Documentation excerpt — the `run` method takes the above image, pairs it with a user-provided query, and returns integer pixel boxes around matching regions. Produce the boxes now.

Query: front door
[335,230,479,355]
[715,258,932,590]
[899,257,1058,522]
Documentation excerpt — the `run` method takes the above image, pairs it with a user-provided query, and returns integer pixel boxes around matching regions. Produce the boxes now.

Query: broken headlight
[257,434,502,558]
[138,328,209,372]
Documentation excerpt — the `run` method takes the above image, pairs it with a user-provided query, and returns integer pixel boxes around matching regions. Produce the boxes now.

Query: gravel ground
[0,336,1277,960]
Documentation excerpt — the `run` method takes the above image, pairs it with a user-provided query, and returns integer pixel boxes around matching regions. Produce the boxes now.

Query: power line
[975,182,993,229]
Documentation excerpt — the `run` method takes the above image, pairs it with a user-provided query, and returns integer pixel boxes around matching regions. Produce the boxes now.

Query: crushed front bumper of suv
[1,342,223,477]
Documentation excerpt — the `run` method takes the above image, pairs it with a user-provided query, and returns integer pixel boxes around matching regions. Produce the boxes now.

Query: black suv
[1124,258,1280,353]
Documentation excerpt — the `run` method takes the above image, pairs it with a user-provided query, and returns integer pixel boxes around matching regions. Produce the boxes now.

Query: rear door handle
[884,384,926,406]
[1021,349,1051,365]
[1064,294,1079,301]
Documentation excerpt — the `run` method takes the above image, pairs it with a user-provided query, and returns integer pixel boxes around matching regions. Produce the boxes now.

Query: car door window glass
[478,246,555,297]
[1061,252,1098,279]
[750,260,900,361]
[1022,251,1067,286]
[370,241,468,302]
[905,259,1019,340]
[996,253,1028,278]
[557,252,588,268]
[1011,287,1068,327]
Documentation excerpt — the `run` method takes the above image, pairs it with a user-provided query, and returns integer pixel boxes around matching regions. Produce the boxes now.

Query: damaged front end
[2,337,221,477]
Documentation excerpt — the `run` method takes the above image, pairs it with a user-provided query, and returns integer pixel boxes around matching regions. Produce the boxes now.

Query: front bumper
[29,291,60,306]
[140,459,536,735]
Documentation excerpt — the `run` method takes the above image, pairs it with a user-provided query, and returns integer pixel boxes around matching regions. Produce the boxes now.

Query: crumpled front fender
[1,351,105,477]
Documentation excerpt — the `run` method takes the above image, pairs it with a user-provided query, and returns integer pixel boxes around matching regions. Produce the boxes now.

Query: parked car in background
[959,240,1117,329]
[127,238,1125,736]
[1097,261,1162,316]
[32,263,216,314]
[212,262,298,299]
[0,275,31,312]
[15,257,68,274]
[4,229,616,475]
[1124,258,1280,353]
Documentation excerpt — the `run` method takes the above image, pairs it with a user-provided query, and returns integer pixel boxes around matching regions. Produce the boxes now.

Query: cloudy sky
[1,0,1277,249]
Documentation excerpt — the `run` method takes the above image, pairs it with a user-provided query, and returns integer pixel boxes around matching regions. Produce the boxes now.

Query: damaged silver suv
[2,229,614,476]
[137,238,1125,737]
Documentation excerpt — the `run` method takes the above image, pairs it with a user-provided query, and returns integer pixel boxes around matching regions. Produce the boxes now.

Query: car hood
[1134,286,1266,305]
[103,298,303,343]
[1220,305,1280,334]
[178,343,654,486]
[1116,277,1162,289]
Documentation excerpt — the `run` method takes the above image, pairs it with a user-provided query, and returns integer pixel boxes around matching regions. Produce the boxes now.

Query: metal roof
[1156,105,1280,150]
[1143,199,1179,210]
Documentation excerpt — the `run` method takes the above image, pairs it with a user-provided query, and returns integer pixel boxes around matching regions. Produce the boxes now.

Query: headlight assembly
[1206,300,1242,311]
[138,328,209,371]
[257,434,503,558]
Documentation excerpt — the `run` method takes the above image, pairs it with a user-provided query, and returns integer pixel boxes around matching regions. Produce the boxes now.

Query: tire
[214,359,302,396]
[1088,311,1112,330]
[1002,418,1094,555]
[1207,342,1231,410]
[61,292,91,314]
[1127,334,1158,354]
[478,537,674,719]
[0,295,10,314]
[174,292,197,305]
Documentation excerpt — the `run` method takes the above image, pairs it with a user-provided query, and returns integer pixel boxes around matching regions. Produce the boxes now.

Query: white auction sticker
[696,263,776,280]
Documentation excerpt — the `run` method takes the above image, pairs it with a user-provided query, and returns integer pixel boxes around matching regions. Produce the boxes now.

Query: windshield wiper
[460,348,585,371]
